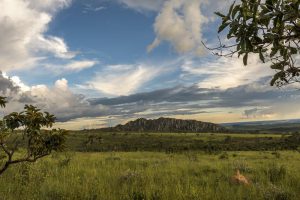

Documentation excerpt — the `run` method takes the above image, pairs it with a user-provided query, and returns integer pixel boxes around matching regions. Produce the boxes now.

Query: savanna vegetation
[0,150,300,200]
[0,97,66,175]
[1,1,300,199]
[1,127,300,199]
[1,95,300,199]
[66,130,300,153]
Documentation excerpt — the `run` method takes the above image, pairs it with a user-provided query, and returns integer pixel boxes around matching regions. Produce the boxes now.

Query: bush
[272,151,281,158]
[263,184,292,200]
[219,152,229,160]
[265,164,286,183]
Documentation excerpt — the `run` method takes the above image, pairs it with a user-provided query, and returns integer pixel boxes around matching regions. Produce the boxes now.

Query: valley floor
[1,151,300,200]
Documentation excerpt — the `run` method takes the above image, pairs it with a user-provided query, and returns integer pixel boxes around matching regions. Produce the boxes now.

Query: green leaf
[270,77,277,86]
[243,53,248,65]
[290,47,297,54]
[270,71,286,86]
[218,22,230,33]
[271,63,284,70]
[228,1,235,17]
[231,5,240,19]
[266,0,274,10]
[215,12,226,18]
[270,48,278,57]
[259,51,265,63]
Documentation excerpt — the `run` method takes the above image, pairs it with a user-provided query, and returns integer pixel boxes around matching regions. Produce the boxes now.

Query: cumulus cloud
[0,73,109,122]
[85,64,164,96]
[148,0,208,55]
[0,0,73,71]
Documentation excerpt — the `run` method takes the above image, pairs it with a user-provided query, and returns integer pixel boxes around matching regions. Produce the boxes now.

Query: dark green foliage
[66,131,300,152]
[0,96,6,108]
[214,0,300,86]
[272,151,281,158]
[0,96,66,175]
[219,152,229,159]
[130,191,147,200]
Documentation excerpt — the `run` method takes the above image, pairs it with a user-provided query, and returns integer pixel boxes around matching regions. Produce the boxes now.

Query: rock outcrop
[107,117,227,133]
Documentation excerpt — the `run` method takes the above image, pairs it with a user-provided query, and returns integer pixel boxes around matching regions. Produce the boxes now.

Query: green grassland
[1,151,300,200]
[1,132,300,200]
[66,131,296,152]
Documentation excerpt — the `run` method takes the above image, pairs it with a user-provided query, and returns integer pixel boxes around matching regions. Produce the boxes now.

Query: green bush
[265,164,286,183]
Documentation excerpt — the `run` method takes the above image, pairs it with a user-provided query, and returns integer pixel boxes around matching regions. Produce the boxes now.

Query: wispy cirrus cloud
[63,60,98,72]
[117,0,164,12]
[181,55,274,89]
[84,64,166,96]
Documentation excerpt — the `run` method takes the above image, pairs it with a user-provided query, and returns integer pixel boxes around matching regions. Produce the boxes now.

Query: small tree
[0,97,66,175]
[209,0,300,86]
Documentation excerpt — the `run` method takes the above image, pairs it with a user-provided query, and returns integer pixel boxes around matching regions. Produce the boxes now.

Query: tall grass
[0,151,299,200]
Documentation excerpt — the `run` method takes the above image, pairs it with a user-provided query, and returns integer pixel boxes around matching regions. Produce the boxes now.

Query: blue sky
[1,0,300,129]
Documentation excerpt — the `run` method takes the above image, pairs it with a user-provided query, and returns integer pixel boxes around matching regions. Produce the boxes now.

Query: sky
[1,0,300,130]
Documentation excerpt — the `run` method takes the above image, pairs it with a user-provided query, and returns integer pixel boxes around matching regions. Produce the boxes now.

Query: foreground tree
[0,97,66,175]
[211,0,299,86]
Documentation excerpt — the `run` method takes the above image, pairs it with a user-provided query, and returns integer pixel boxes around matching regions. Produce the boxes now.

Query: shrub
[272,151,281,159]
[263,184,292,200]
[130,191,146,200]
[219,152,229,160]
[265,164,286,183]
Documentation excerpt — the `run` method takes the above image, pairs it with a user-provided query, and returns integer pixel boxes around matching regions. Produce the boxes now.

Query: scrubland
[1,132,299,200]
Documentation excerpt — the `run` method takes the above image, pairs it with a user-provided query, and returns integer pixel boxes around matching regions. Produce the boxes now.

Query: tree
[0,96,66,175]
[210,0,300,86]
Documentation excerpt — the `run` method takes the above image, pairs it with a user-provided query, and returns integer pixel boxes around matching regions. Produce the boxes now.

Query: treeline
[67,132,300,153]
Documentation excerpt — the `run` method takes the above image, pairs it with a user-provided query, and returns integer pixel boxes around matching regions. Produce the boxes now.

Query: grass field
[66,131,294,152]
[1,150,300,200]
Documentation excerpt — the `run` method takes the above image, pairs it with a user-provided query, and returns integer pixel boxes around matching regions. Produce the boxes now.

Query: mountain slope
[105,117,227,133]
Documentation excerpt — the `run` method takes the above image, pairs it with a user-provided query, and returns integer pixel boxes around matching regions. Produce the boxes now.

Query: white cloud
[10,76,31,92]
[118,0,165,12]
[83,4,106,13]
[86,64,163,96]
[27,0,71,12]
[64,60,98,72]
[148,0,208,55]
[33,36,76,59]
[0,75,110,122]
[0,0,72,71]
[182,55,274,89]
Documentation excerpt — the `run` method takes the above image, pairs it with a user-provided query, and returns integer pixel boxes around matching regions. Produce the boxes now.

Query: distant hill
[222,119,300,133]
[101,117,227,133]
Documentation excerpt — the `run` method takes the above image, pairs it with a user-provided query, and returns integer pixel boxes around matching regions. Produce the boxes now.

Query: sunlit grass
[1,151,299,200]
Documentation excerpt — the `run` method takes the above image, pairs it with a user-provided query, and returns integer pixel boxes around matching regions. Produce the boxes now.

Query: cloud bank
[2,71,300,129]
[0,0,75,71]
